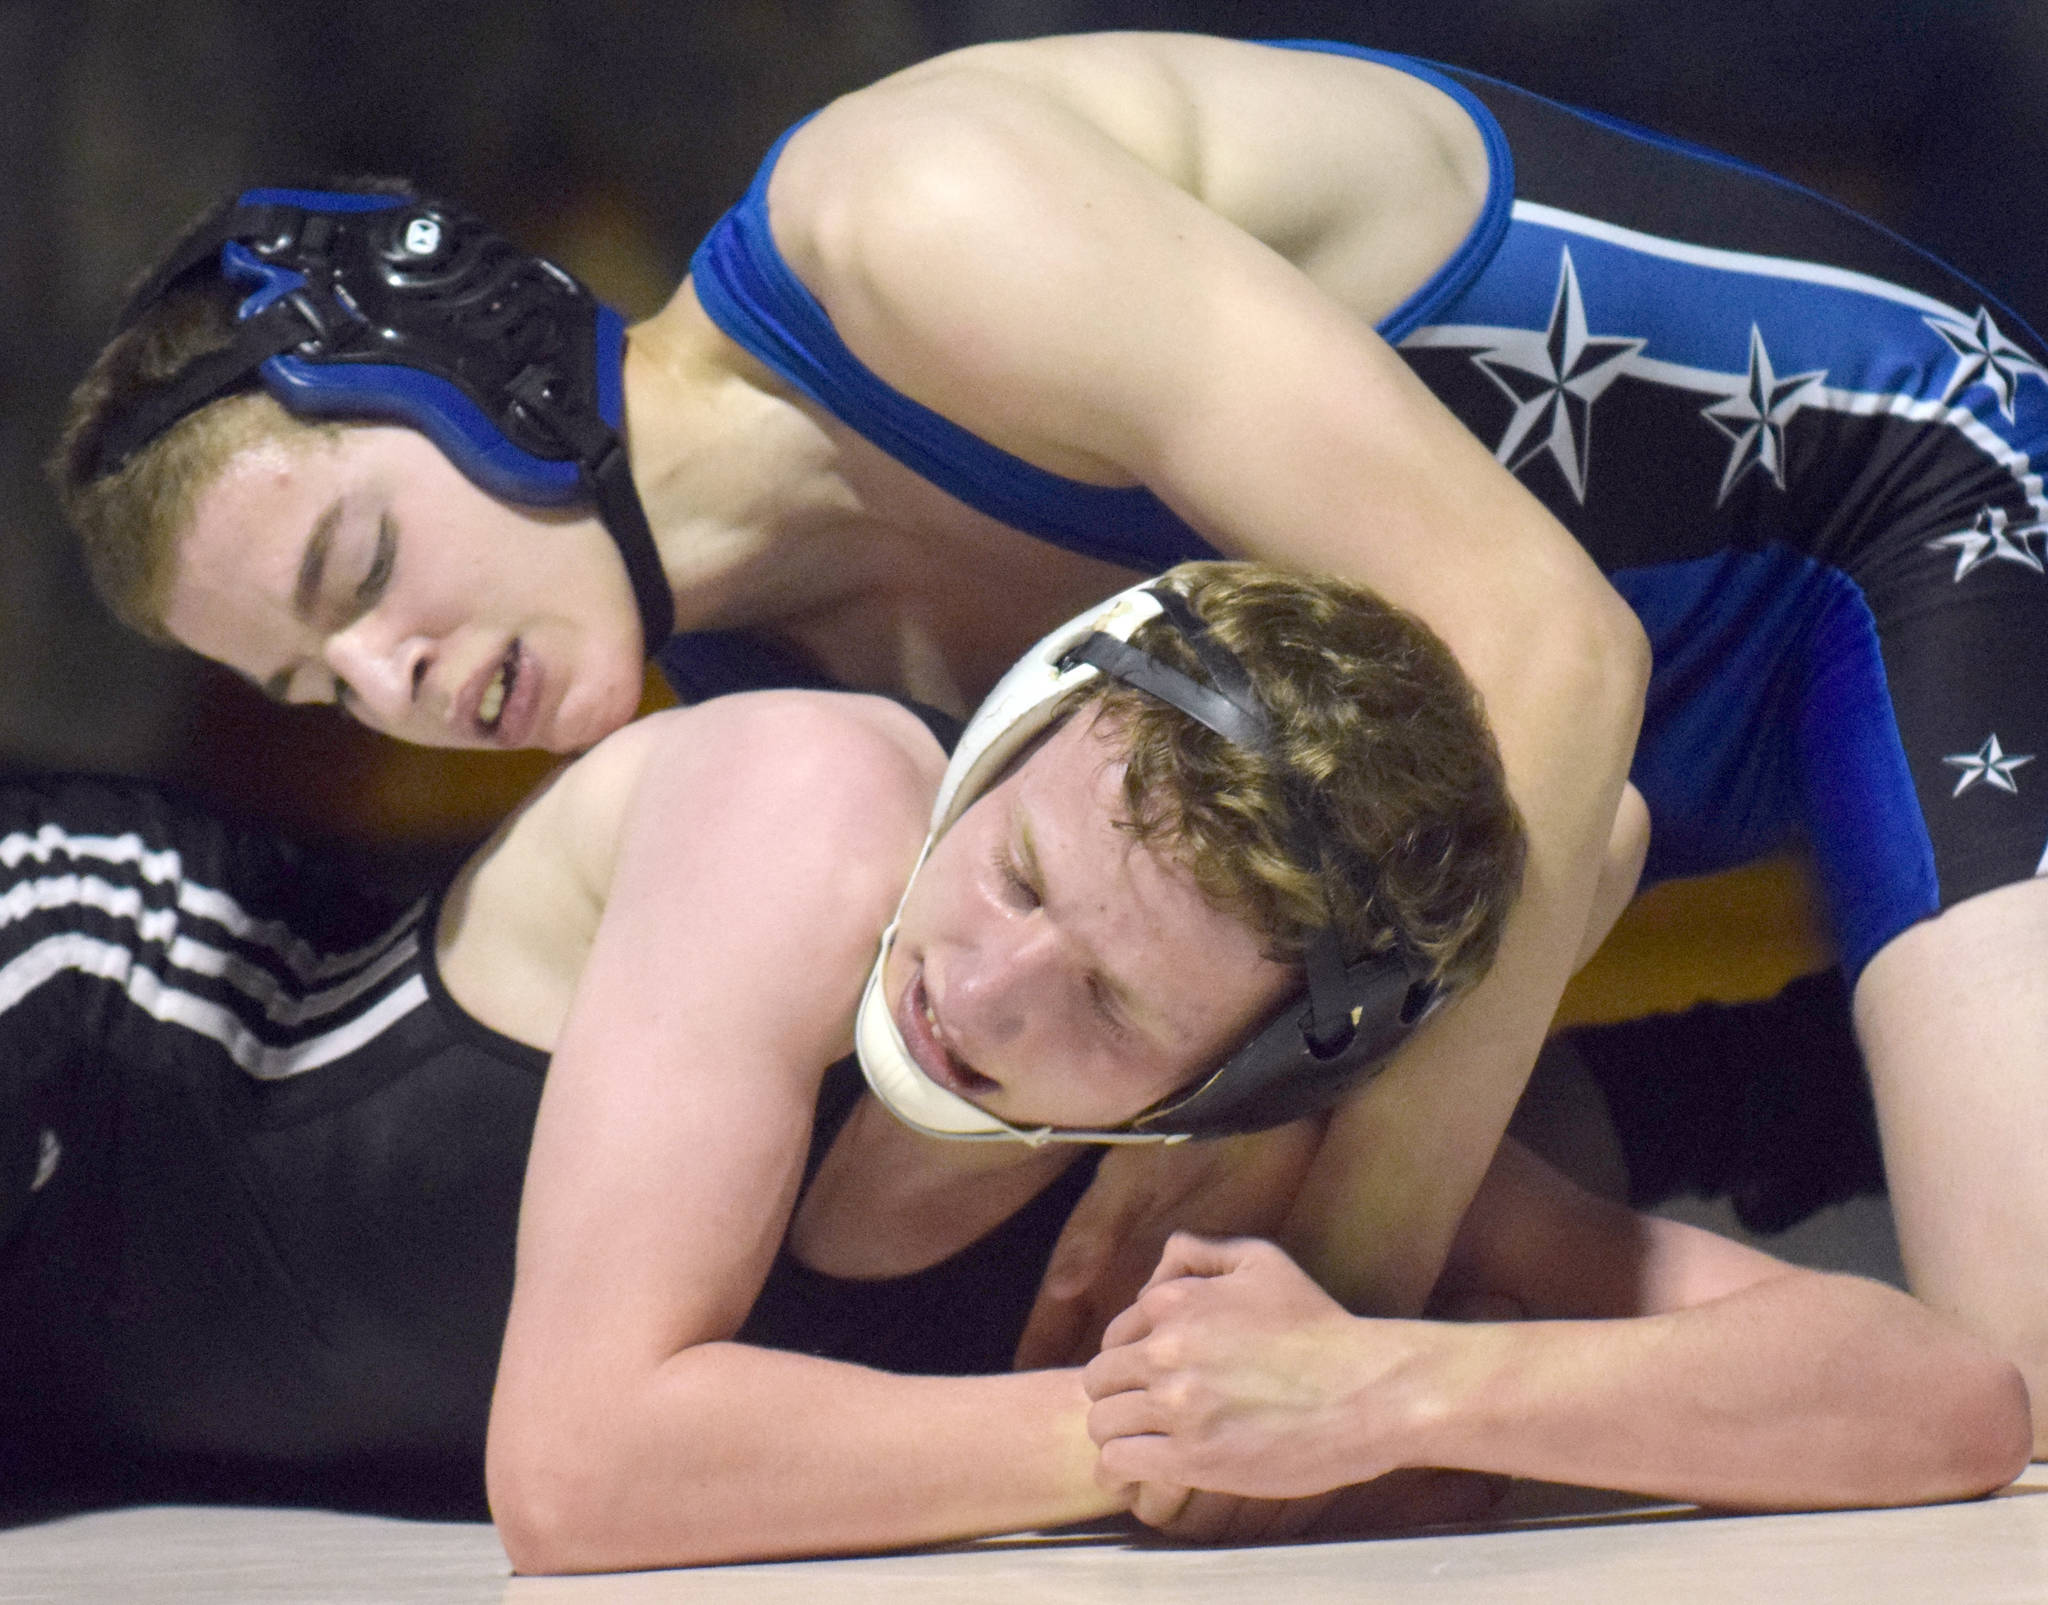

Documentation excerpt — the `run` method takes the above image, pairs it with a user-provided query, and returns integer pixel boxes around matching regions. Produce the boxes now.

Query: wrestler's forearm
[488,1346,1113,1574]
[1284,757,1650,1319]
[1372,1272,2029,1511]
[1272,521,1644,1318]
[1281,885,1614,1316]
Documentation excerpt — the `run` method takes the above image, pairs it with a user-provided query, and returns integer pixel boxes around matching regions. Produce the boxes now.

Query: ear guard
[854,577,1440,1145]
[85,187,673,655]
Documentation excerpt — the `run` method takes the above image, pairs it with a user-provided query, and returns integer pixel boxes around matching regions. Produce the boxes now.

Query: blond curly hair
[1067,561,1526,998]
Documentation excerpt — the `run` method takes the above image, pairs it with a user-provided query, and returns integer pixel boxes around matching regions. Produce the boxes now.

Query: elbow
[1914,1355,2032,1506]
[1503,567,1647,773]
[487,1403,747,1575]
[1967,1358,2034,1495]
[1582,580,1650,730]
[488,1430,610,1576]
[488,1407,661,1576]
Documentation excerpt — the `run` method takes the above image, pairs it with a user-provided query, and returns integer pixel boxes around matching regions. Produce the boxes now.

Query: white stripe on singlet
[0,824,429,1078]
[1,824,414,981]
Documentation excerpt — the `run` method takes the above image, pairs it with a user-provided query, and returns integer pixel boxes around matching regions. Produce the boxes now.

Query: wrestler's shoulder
[767,34,1205,239]
[554,691,941,836]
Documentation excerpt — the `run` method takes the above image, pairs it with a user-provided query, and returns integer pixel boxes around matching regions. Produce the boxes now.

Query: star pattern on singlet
[1943,733,2035,797]
[1927,306,2048,422]
[1700,325,1827,503]
[1469,247,1644,503]
[1927,505,2048,582]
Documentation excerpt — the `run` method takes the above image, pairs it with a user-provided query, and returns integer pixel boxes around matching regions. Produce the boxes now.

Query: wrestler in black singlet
[0,775,1087,1515]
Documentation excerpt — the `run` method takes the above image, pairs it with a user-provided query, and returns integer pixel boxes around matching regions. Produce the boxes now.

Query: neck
[622,284,903,636]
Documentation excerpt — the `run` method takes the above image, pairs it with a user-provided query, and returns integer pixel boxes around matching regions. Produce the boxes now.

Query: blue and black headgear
[855,578,1442,1143]
[82,186,674,655]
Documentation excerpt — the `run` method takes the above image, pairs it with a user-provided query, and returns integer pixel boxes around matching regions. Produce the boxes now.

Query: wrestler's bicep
[503,696,934,1353]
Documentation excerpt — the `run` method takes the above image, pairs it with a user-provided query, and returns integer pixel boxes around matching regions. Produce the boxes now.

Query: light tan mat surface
[4,1467,2044,1604]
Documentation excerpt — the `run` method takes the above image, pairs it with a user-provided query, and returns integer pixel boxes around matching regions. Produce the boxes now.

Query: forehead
[162,437,337,664]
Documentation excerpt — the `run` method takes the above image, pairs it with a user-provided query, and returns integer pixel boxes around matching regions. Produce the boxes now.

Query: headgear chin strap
[86,187,674,656]
[854,577,1441,1146]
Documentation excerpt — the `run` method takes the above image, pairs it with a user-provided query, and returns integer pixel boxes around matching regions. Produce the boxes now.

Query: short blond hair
[48,279,352,641]
[1069,562,1525,999]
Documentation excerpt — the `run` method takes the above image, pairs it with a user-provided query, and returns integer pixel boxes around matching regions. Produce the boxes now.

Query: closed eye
[356,513,396,608]
[1087,973,1129,1039]
[992,842,1041,909]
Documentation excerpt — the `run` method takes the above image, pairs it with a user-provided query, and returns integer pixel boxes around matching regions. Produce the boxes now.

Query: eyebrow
[256,499,345,703]
[292,498,345,624]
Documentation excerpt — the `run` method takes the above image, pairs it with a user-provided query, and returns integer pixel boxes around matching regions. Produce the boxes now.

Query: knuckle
[1141,1330,1187,1372]
[1148,1280,1193,1317]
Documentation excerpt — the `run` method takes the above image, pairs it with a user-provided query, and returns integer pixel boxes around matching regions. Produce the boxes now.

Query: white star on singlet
[1469,247,1645,503]
[1927,505,2048,581]
[1927,306,2048,421]
[1944,733,2035,797]
[1701,325,1826,502]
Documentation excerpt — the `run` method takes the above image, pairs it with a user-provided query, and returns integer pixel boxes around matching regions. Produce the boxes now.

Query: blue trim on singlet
[1611,548,1939,980]
[688,120,1204,570]
[686,42,1515,570]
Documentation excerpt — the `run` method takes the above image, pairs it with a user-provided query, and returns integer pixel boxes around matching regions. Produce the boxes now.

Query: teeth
[478,664,507,728]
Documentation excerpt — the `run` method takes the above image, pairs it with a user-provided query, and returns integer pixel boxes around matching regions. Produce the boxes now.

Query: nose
[323,621,431,731]
[939,915,1083,1062]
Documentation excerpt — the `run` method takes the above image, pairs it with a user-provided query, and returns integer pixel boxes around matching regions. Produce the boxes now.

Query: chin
[560,672,647,752]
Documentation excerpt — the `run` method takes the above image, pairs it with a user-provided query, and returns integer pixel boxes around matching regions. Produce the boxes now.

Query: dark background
[5,0,2043,854]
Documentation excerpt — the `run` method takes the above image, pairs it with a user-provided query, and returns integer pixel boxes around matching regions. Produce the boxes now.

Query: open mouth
[477,641,521,736]
[902,970,1000,1099]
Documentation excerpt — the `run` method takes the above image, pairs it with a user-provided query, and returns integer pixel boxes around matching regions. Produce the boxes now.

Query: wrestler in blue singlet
[679,40,2048,988]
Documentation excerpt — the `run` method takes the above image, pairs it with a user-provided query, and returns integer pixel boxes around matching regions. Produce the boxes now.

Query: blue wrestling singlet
[682,40,2048,981]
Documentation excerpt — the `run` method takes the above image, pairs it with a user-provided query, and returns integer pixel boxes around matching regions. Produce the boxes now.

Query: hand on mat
[1014,1121,1322,1371]
[1082,1233,1414,1500]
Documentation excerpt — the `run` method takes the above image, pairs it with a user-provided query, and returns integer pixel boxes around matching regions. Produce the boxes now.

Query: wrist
[1045,1368,1128,1525]
[1359,1316,1503,1479]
